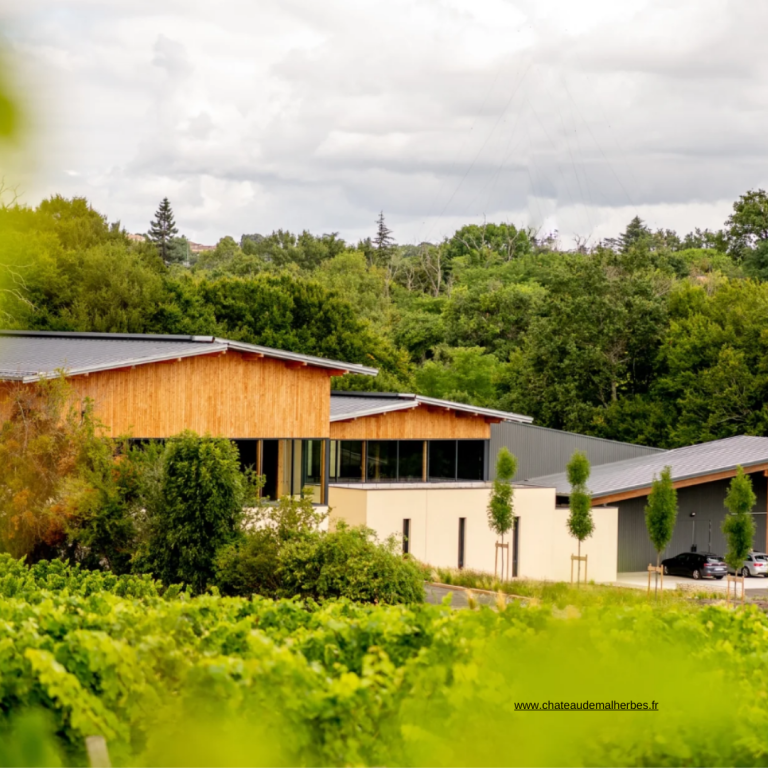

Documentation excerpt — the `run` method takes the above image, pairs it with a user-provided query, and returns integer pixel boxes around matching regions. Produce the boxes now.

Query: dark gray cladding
[490,421,663,482]
[615,474,768,572]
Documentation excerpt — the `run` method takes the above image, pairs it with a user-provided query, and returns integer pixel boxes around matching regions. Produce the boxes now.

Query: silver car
[728,552,768,578]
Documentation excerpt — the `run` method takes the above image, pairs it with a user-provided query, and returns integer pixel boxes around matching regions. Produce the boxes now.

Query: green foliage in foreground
[3,556,768,766]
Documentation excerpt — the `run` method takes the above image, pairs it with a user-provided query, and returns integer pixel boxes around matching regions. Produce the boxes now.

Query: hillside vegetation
[3,191,768,447]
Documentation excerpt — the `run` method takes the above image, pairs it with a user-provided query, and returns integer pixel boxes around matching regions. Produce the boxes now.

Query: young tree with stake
[566,451,594,584]
[487,447,517,580]
[644,466,677,594]
[722,466,756,582]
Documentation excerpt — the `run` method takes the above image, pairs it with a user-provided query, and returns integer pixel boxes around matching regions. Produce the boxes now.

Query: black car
[661,552,727,580]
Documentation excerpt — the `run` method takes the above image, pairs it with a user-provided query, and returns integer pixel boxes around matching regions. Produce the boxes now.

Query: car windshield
[706,557,724,563]
[755,555,768,561]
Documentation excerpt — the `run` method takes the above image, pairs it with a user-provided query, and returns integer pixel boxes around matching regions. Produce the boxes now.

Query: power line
[423,60,533,243]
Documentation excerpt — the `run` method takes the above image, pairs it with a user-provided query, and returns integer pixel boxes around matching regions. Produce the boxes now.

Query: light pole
[690,511,697,552]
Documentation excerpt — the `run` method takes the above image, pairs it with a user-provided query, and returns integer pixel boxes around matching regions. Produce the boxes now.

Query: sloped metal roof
[0,331,378,381]
[330,391,532,424]
[527,435,768,498]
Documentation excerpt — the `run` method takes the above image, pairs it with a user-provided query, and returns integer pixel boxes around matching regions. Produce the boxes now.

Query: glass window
[332,440,364,482]
[366,441,397,481]
[398,441,423,481]
[403,519,411,554]
[261,439,279,500]
[302,439,323,485]
[233,440,258,473]
[457,440,485,481]
[429,441,456,481]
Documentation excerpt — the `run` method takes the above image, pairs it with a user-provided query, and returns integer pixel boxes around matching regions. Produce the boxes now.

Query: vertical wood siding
[1,353,331,438]
[329,406,490,440]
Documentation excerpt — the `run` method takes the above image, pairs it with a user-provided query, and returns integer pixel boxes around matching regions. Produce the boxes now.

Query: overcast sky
[4,0,767,246]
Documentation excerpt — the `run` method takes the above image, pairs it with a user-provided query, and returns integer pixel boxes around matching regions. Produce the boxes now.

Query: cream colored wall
[328,485,619,583]
[549,506,618,583]
[327,487,369,529]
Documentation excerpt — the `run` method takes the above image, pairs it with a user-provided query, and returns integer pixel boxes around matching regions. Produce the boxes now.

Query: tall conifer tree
[148,197,179,265]
[373,211,395,259]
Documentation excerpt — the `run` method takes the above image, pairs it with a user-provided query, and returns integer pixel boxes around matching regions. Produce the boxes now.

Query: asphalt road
[425,583,510,608]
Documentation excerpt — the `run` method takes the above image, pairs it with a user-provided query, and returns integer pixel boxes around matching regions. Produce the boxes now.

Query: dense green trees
[8,189,768,447]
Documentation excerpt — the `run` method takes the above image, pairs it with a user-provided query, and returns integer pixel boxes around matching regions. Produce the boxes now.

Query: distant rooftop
[527,435,768,499]
[0,330,378,381]
[330,390,532,424]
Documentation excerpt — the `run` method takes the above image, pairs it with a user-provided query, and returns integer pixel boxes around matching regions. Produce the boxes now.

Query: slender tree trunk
[577,540,581,586]
[655,551,660,597]
[500,533,504,582]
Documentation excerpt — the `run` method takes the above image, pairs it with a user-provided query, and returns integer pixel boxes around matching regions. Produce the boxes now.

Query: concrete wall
[328,483,619,583]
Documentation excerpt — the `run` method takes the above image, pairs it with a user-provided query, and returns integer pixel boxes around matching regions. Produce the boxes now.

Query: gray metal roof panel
[330,396,418,421]
[527,435,768,498]
[329,391,532,424]
[0,331,378,380]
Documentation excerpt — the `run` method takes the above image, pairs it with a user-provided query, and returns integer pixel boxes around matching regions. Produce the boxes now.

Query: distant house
[188,242,215,253]
[126,233,146,243]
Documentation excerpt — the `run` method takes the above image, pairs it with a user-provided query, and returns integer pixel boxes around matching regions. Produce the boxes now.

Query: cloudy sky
[3,0,767,246]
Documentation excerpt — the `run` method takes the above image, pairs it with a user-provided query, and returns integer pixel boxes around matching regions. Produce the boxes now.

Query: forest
[3,190,768,449]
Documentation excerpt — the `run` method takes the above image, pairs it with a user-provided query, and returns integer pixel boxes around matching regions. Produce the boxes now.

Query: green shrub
[141,431,251,593]
[214,491,327,598]
[279,522,425,604]
[215,528,282,598]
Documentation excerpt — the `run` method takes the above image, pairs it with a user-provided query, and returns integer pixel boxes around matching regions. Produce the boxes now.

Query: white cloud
[4,0,767,245]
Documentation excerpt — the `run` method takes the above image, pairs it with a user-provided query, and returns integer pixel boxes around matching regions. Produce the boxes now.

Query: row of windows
[330,440,486,483]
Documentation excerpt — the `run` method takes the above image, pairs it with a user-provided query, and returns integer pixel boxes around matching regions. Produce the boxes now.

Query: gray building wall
[490,422,663,481]
[614,473,768,572]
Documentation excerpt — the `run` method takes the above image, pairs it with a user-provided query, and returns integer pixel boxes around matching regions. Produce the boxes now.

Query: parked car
[728,552,768,578]
[661,552,727,580]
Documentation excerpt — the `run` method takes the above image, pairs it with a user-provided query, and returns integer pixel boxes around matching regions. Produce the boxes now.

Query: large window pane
[302,439,323,485]
[302,439,324,503]
[398,441,423,481]
[233,439,258,473]
[261,439,279,500]
[332,440,364,482]
[429,440,456,481]
[457,440,485,481]
[367,441,397,481]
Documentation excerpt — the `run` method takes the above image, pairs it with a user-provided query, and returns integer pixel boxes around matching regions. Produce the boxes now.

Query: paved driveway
[425,583,512,608]
[617,571,768,597]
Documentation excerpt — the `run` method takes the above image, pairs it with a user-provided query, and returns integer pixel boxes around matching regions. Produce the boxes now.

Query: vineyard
[2,554,768,766]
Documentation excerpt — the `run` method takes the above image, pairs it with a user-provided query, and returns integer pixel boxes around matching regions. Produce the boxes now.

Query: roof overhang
[589,460,768,505]
[329,393,532,424]
[0,331,379,381]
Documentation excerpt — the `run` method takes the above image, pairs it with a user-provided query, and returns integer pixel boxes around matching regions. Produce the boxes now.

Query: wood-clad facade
[330,405,491,441]
[68,352,331,439]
